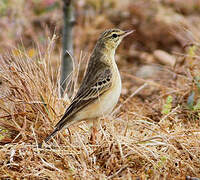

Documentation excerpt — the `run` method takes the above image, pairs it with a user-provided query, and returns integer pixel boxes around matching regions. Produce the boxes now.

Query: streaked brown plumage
[39,29,133,147]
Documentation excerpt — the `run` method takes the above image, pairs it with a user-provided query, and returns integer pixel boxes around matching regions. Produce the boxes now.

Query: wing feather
[55,67,112,130]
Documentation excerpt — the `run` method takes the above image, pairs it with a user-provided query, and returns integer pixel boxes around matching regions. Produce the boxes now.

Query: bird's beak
[121,30,135,38]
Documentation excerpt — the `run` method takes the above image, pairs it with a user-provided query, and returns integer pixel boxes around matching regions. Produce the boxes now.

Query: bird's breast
[73,66,121,121]
[100,67,122,114]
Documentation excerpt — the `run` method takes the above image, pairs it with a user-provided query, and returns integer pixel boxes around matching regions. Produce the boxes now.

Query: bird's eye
[112,33,118,38]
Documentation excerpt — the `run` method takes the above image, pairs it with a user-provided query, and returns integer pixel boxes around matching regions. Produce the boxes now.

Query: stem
[60,0,75,96]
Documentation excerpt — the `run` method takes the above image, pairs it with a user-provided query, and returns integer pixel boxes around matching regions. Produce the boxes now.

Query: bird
[38,28,134,148]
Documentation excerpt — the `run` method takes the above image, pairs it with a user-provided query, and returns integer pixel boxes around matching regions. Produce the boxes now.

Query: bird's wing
[55,67,112,130]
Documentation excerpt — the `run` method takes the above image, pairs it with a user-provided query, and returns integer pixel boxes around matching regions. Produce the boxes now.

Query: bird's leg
[89,118,100,144]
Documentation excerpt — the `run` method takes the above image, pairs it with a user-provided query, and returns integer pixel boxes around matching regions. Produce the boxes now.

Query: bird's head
[98,29,134,50]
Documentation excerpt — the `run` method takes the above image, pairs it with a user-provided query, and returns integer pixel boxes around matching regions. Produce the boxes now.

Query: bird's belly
[74,75,121,121]
[94,80,121,116]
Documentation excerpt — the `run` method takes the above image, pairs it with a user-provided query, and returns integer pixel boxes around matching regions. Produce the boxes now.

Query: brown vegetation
[0,0,200,179]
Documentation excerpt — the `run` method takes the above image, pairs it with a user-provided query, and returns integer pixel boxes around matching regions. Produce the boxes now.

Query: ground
[0,0,200,179]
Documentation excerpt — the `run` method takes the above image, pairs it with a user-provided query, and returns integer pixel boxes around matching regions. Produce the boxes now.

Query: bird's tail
[38,116,74,148]
[38,128,59,148]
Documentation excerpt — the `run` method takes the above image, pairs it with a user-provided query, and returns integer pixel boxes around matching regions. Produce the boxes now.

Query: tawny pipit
[39,29,133,147]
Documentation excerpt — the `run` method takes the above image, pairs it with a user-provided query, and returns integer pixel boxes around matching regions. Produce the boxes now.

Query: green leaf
[40,94,50,117]
[166,95,173,104]
[161,156,167,162]
[188,45,197,57]
[162,95,173,115]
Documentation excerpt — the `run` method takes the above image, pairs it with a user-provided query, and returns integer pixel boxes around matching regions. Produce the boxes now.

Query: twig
[107,165,128,179]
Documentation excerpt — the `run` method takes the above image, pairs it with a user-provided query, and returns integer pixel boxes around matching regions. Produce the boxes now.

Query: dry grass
[1,0,200,179]
[0,35,200,179]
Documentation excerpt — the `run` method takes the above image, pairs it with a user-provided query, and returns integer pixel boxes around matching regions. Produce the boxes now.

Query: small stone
[136,65,160,79]
[121,88,128,95]
[153,49,176,67]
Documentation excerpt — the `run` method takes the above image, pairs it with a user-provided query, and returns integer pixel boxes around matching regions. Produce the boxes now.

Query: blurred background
[0,0,199,63]
[1,0,200,77]
[1,0,199,60]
